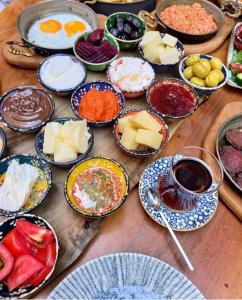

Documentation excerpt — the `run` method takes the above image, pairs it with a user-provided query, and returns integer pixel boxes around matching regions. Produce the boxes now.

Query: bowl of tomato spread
[147,79,199,121]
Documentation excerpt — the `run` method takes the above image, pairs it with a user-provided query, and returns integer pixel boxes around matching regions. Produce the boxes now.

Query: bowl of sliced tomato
[0,214,58,298]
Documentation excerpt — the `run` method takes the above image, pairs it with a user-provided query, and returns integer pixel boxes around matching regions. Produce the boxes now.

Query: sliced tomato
[30,242,56,287]
[5,255,43,292]
[16,220,54,249]
[2,229,32,258]
[0,244,14,281]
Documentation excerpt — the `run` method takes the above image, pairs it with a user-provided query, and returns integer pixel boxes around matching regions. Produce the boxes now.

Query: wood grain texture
[0,1,241,299]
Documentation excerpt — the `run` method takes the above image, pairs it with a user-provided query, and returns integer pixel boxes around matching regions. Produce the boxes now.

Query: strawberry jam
[149,81,196,118]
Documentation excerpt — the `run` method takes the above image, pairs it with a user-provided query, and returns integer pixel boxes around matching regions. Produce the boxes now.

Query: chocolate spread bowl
[0,86,55,133]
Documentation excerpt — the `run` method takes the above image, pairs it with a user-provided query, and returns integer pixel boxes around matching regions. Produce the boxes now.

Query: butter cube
[135,129,163,150]
[118,116,133,134]
[162,33,178,47]
[130,111,162,132]
[120,126,138,150]
[43,122,61,155]
[140,31,163,48]
[54,138,77,163]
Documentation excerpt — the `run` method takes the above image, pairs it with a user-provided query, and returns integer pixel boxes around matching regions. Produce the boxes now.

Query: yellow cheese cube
[43,122,61,155]
[162,33,178,47]
[118,116,133,134]
[140,31,163,48]
[120,126,138,150]
[143,45,160,64]
[54,138,77,163]
[130,111,162,132]
[135,129,163,150]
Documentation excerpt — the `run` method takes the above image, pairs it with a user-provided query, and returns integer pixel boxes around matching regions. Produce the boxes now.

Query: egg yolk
[64,21,86,37]
[40,20,62,33]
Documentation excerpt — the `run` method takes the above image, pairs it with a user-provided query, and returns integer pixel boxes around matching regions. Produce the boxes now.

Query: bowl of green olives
[179,54,228,95]
[105,12,147,50]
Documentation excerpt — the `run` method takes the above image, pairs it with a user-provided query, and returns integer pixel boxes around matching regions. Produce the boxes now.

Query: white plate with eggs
[17,0,99,54]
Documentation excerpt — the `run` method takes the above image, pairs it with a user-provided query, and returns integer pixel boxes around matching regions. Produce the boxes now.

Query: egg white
[28,13,92,49]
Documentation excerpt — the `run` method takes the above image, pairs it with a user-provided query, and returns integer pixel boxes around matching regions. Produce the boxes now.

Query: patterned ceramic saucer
[139,156,218,231]
[48,253,204,300]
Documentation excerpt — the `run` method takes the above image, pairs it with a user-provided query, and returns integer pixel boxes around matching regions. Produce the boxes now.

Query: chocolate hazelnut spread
[1,87,54,130]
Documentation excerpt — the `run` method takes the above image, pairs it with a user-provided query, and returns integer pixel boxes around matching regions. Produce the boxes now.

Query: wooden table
[0,1,242,299]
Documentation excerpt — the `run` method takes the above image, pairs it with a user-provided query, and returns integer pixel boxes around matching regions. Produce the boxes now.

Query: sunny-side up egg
[28,13,92,49]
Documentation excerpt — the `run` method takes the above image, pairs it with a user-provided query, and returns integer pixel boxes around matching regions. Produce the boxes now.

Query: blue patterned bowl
[0,154,52,217]
[71,81,126,127]
[138,34,184,73]
[0,214,58,298]
[0,128,7,160]
[179,54,228,96]
[35,117,94,168]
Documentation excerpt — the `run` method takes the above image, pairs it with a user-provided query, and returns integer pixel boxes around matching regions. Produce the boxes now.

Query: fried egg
[28,14,92,49]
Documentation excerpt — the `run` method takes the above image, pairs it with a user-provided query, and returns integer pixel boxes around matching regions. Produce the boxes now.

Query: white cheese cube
[54,138,77,163]
[43,122,61,155]
[160,47,180,65]
[140,31,163,48]
[162,33,178,47]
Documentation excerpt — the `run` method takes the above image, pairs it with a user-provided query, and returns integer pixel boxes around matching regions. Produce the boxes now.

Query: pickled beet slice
[87,29,104,45]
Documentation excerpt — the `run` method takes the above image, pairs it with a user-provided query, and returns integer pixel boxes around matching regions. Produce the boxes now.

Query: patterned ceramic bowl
[105,12,147,50]
[0,128,7,160]
[71,81,126,127]
[138,33,184,73]
[146,78,199,122]
[0,86,55,133]
[107,57,155,99]
[73,32,120,72]
[0,214,58,298]
[35,117,94,168]
[0,154,52,217]
[113,109,169,157]
[179,54,228,96]
[64,157,129,218]
[37,54,87,97]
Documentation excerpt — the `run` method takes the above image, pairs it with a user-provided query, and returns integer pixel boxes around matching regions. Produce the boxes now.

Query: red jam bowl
[146,79,199,121]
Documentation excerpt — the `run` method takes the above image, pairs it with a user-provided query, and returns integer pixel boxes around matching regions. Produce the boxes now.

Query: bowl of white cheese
[37,54,87,97]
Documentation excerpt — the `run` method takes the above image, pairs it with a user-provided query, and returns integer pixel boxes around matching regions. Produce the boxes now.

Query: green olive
[200,59,211,72]
[183,67,193,80]
[190,77,206,87]
[205,73,219,87]
[185,55,200,67]
[209,70,224,82]
[210,57,223,70]
[193,62,210,79]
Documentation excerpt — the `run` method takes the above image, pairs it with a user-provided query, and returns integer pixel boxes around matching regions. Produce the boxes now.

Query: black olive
[116,16,124,24]
[116,16,124,32]
[126,15,135,24]
[123,23,132,35]
[132,18,141,28]
[130,31,140,39]
[110,28,119,37]
[120,33,129,40]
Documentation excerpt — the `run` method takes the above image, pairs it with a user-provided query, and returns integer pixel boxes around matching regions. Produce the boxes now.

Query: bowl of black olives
[105,12,147,50]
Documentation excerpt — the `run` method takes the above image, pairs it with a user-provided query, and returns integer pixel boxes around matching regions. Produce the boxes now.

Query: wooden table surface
[0,1,242,299]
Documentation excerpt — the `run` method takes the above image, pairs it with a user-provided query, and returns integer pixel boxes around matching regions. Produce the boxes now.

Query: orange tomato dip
[159,3,217,35]
[79,89,120,122]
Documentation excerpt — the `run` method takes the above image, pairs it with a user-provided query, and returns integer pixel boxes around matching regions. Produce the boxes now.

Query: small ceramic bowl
[0,214,58,298]
[0,86,55,133]
[105,12,147,50]
[179,54,228,96]
[138,33,184,73]
[107,57,155,99]
[64,156,129,218]
[35,117,94,168]
[113,109,169,157]
[71,81,126,127]
[0,154,52,217]
[147,79,199,122]
[74,31,120,72]
[37,54,87,97]
[0,128,7,160]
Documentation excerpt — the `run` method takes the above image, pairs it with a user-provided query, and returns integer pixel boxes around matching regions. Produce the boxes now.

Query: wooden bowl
[156,0,225,43]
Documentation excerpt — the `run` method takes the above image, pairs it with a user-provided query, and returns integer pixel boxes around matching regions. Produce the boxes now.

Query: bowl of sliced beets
[105,12,147,50]
[0,214,58,298]
[74,28,120,72]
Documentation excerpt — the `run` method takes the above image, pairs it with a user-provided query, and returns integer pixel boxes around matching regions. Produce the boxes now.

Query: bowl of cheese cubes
[139,31,184,73]
[35,117,94,168]
[113,109,169,157]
